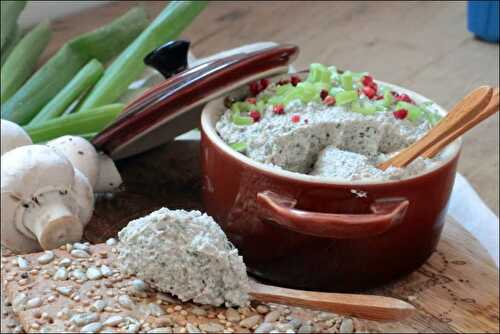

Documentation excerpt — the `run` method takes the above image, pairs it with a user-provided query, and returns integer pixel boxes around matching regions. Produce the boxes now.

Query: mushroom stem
[22,193,83,250]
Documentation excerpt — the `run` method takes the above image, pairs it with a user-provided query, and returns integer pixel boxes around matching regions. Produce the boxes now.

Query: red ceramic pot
[201,75,461,291]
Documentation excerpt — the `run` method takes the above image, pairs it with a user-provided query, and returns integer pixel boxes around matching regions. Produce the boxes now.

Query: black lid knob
[144,40,190,79]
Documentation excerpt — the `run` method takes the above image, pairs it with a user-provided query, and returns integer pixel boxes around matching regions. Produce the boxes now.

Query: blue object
[468,1,499,42]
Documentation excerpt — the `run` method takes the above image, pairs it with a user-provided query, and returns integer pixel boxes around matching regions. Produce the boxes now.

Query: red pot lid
[92,44,299,160]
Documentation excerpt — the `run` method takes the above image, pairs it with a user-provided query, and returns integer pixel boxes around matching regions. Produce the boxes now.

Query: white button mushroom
[95,153,123,193]
[46,136,99,188]
[1,145,94,253]
[46,135,122,193]
[1,119,32,156]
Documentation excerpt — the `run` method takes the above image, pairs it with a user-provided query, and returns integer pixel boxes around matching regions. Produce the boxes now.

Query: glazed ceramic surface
[201,73,461,291]
[92,44,298,159]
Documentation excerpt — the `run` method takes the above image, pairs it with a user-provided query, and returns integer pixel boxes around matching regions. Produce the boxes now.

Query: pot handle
[256,191,409,239]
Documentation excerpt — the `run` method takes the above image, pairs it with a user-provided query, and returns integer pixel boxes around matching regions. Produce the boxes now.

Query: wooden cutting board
[2,140,498,333]
[82,140,499,333]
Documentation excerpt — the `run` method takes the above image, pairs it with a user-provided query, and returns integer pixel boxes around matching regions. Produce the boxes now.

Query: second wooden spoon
[378,86,493,170]
[249,280,415,321]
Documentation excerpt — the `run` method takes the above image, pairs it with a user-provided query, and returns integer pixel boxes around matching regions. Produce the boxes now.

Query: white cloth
[449,173,499,267]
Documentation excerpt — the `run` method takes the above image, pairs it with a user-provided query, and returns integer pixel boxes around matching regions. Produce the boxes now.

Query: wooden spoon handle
[249,281,415,321]
[378,86,493,170]
[422,88,499,158]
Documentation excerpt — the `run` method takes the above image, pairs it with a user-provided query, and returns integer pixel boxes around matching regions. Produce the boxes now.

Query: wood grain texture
[33,0,499,214]
[85,140,498,333]
[1,140,499,333]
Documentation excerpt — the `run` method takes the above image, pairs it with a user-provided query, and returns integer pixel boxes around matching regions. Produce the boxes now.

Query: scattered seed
[71,249,90,258]
[240,315,262,328]
[317,312,337,321]
[298,324,314,333]
[186,306,205,317]
[103,315,124,327]
[53,267,68,280]
[131,279,148,292]
[17,257,30,270]
[148,327,173,333]
[100,265,113,277]
[264,311,281,323]
[26,297,43,309]
[255,322,274,333]
[186,323,201,333]
[86,266,103,280]
[118,294,135,310]
[256,305,270,314]
[145,302,164,317]
[288,318,302,329]
[71,312,99,326]
[56,286,73,296]
[339,318,354,333]
[225,308,240,322]
[59,258,72,267]
[91,300,108,312]
[199,322,225,333]
[57,308,71,320]
[37,251,55,265]
[73,242,91,253]
[106,238,118,246]
[71,269,87,281]
[276,323,294,332]
[12,293,27,312]
[81,321,103,333]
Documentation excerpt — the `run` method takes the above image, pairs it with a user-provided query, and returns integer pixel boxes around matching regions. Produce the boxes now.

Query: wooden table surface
[40,0,499,215]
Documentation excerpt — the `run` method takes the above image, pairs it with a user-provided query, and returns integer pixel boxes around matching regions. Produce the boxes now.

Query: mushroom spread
[117,208,250,307]
[216,64,448,181]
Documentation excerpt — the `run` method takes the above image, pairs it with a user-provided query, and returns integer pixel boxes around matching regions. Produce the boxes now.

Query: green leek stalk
[1,1,26,51]
[1,21,52,103]
[28,59,104,125]
[80,132,98,141]
[1,25,22,67]
[1,7,148,125]
[24,104,123,143]
[79,1,207,111]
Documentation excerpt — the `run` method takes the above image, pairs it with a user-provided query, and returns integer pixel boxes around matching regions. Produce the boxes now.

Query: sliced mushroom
[1,119,32,156]
[1,145,94,253]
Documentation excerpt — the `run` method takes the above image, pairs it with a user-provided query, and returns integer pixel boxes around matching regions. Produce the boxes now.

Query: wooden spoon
[249,280,415,321]
[378,86,493,170]
[422,88,499,158]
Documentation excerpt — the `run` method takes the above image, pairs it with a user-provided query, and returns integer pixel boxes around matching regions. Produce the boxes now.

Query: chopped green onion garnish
[307,63,331,85]
[340,72,353,90]
[230,142,247,152]
[351,71,368,81]
[396,101,424,122]
[231,112,254,126]
[383,90,393,107]
[329,86,344,96]
[352,101,376,115]
[336,90,358,105]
